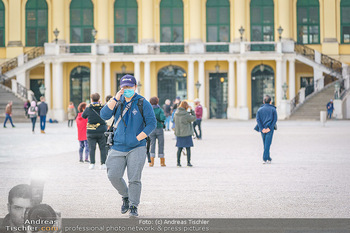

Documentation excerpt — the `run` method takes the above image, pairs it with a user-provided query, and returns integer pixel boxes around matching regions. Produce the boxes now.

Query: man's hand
[115,88,124,101]
[136,132,147,141]
[262,128,271,133]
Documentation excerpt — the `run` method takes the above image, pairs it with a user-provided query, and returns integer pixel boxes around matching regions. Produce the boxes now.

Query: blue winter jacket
[256,104,278,132]
[100,93,156,152]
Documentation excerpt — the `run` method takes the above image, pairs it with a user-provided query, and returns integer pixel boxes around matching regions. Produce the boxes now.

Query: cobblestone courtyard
[0,120,349,218]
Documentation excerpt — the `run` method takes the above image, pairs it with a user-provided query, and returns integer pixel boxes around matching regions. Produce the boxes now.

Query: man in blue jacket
[100,74,156,218]
[256,95,278,164]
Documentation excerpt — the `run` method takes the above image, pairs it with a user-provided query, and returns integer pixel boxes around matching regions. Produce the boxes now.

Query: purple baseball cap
[120,74,137,87]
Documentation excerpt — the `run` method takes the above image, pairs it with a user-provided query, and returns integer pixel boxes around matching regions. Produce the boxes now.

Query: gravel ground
[0,120,349,218]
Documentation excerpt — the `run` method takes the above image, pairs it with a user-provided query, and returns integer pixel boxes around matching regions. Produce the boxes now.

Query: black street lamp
[239,26,245,41]
[53,28,59,44]
[137,81,142,93]
[278,26,284,41]
[91,28,97,42]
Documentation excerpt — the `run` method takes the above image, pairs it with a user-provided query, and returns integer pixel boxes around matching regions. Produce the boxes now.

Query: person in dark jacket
[82,93,107,170]
[149,96,166,167]
[326,99,334,119]
[38,96,48,133]
[174,100,196,167]
[100,74,156,218]
[256,95,278,164]
[163,99,172,131]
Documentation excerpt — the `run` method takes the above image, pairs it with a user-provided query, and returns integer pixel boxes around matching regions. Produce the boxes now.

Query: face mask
[123,89,135,98]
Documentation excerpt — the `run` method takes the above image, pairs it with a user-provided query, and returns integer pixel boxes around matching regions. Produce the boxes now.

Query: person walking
[256,95,278,164]
[326,99,334,119]
[67,102,77,127]
[37,96,48,133]
[76,102,90,163]
[27,101,38,133]
[149,96,166,167]
[82,93,108,170]
[24,100,30,118]
[193,99,203,139]
[3,101,15,128]
[100,74,156,218]
[173,100,196,167]
[163,99,172,131]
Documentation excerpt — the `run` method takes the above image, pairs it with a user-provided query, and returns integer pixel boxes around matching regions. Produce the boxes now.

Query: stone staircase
[289,83,336,120]
[0,84,29,123]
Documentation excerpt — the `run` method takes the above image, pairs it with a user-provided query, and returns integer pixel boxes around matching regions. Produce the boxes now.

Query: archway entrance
[157,66,187,106]
[70,66,90,107]
[251,65,275,118]
[209,72,228,119]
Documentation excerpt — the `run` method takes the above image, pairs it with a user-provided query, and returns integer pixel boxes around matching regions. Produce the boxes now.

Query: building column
[188,60,195,101]
[322,0,338,54]
[189,0,202,43]
[198,59,207,119]
[16,72,27,88]
[52,0,65,43]
[278,0,291,40]
[134,61,141,92]
[90,61,98,94]
[144,61,151,100]
[97,62,103,95]
[234,0,246,41]
[7,0,23,57]
[44,62,51,113]
[276,59,283,107]
[227,59,236,119]
[288,59,296,100]
[96,0,109,43]
[52,62,64,121]
[238,59,249,120]
[104,61,111,98]
[141,0,154,43]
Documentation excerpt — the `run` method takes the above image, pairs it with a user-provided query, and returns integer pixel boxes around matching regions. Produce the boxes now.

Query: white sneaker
[89,164,95,170]
[266,160,271,164]
[262,161,266,164]
[100,164,107,170]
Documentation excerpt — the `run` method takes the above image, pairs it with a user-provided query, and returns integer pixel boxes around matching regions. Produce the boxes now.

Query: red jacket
[76,112,88,141]
[195,105,203,119]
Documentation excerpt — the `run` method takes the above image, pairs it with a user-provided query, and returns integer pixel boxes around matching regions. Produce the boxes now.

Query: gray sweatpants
[106,146,147,207]
[149,128,165,158]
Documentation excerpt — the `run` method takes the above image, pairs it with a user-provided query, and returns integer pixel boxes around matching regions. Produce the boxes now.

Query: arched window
[297,0,320,44]
[206,0,230,42]
[70,0,94,43]
[114,0,138,43]
[0,0,4,47]
[341,0,350,44]
[160,0,183,42]
[26,0,48,46]
[250,0,274,41]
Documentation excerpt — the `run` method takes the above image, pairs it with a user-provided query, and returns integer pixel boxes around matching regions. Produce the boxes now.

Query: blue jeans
[261,130,274,161]
[193,119,202,139]
[327,110,333,119]
[79,140,90,161]
[3,114,14,127]
[165,116,171,130]
[31,117,37,132]
[40,115,46,131]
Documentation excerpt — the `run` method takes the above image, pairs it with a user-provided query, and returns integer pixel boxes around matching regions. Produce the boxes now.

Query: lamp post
[121,63,126,74]
[277,26,284,41]
[215,62,220,73]
[195,81,201,98]
[137,81,142,93]
[282,82,288,100]
[53,28,59,44]
[259,63,265,72]
[39,84,46,97]
[239,26,245,41]
[91,28,97,42]
[334,82,340,99]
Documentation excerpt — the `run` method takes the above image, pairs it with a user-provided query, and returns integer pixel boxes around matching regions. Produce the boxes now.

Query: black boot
[186,147,193,167]
[177,147,182,167]
[121,197,129,214]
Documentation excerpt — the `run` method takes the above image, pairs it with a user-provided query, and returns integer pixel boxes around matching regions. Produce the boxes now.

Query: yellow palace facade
[0,0,350,121]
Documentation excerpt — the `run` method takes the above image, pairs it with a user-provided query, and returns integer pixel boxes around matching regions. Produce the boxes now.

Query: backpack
[29,106,37,118]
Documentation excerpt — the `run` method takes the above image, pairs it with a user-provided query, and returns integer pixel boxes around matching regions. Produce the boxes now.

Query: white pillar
[227,59,236,119]
[134,60,141,86]
[239,59,249,120]
[144,61,151,100]
[198,59,208,119]
[104,61,111,98]
[288,59,296,100]
[52,62,64,121]
[16,72,26,88]
[44,62,51,112]
[90,61,98,94]
[188,60,195,101]
[96,62,103,96]
[313,67,323,92]
[276,59,283,107]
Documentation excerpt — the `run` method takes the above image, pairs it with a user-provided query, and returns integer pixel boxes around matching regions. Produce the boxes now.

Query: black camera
[105,131,114,147]
[24,179,61,233]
